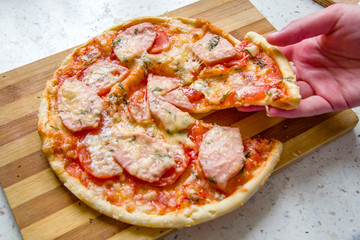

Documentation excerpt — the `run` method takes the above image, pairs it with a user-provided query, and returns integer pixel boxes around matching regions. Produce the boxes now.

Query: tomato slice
[150,148,192,187]
[149,30,170,54]
[188,120,211,149]
[78,147,118,179]
[128,88,153,124]
[182,86,204,103]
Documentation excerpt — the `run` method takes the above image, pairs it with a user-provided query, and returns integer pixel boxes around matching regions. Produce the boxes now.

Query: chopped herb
[208,177,217,184]
[190,170,199,179]
[80,110,90,115]
[245,151,251,158]
[234,67,244,71]
[241,49,256,58]
[50,125,59,131]
[152,87,163,92]
[141,57,152,68]
[254,58,267,68]
[112,37,122,48]
[122,56,128,63]
[155,152,171,158]
[208,35,220,51]
[220,91,230,102]
[129,135,136,142]
[165,128,171,134]
[134,28,138,35]
[89,218,94,223]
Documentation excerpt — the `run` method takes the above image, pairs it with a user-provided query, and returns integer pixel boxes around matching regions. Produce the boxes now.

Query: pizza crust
[38,16,290,228]
[244,32,301,109]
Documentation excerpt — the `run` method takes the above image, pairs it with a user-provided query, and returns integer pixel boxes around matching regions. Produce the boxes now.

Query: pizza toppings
[79,133,122,179]
[81,59,129,95]
[148,29,170,54]
[198,125,245,191]
[128,88,153,124]
[57,78,104,132]
[113,22,157,63]
[111,132,176,183]
[148,91,195,133]
[163,88,194,111]
[147,74,182,96]
[39,17,291,227]
[191,33,237,65]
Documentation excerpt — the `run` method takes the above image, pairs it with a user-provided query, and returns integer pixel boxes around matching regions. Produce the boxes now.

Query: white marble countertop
[1,1,359,239]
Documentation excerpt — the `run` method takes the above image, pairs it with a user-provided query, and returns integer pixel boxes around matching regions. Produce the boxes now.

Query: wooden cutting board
[314,0,359,7]
[0,0,358,239]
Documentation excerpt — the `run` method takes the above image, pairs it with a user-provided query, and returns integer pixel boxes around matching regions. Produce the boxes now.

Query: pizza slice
[38,16,298,228]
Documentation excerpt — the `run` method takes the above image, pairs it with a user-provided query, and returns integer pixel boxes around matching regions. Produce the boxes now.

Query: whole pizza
[38,17,299,228]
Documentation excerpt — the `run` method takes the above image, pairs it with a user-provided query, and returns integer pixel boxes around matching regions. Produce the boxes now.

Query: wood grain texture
[0,0,358,239]
[314,0,359,7]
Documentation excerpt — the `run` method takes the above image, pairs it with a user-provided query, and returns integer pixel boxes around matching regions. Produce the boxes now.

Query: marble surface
[1,0,359,239]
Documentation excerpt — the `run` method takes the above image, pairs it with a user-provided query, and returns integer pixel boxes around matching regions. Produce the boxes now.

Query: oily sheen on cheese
[38,16,294,228]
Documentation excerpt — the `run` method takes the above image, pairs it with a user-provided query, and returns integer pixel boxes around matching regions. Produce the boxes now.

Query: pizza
[38,17,299,228]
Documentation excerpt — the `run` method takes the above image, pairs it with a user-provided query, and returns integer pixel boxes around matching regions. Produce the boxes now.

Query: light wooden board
[0,0,358,239]
[314,0,359,7]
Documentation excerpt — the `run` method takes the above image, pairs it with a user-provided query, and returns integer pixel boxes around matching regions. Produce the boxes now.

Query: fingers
[266,4,343,46]
[267,96,334,118]
[297,81,314,99]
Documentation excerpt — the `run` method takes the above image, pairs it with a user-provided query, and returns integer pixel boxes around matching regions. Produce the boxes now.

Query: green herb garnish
[208,177,217,184]
[220,91,230,102]
[152,87,163,92]
[50,125,59,131]
[208,35,220,51]
[129,135,137,142]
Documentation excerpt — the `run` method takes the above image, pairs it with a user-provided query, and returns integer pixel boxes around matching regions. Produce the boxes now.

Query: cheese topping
[82,130,123,178]
[82,59,129,95]
[191,33,237,65]
[57,78,104,132]
[111,132,176,183]
[148,91,195,133]
[113,23,157,63]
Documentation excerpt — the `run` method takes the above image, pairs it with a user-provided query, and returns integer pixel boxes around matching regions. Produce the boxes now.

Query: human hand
[241,4,360,118]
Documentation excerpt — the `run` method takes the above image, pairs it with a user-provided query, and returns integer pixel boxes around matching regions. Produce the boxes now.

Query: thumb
[266,4,346,46]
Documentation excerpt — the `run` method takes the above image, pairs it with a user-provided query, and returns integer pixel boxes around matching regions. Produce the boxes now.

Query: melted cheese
[111,132,176,183]
[82,60,129,94]
[82,131,123,178]
[148,92,195,133]
[58,78,104,132]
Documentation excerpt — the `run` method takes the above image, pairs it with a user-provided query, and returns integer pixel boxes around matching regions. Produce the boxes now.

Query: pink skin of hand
[239,4,360,118]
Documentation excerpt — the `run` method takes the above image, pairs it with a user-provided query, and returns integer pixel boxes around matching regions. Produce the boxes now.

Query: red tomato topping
[78,147,118,179]
[182,86,204,103]
[149,30,170,54]
[150,151,191,187]
[188,120,211,149]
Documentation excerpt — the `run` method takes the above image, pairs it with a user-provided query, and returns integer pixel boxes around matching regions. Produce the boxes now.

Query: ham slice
[147,74,183,96]
[192,33,237,65]
[113,22,157,63]
[148,91,195,133]
[81,59,129,95]
[198,125,245,191]
[111,132,176,183]
[163,88,194,111]
[57,78,104,132]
